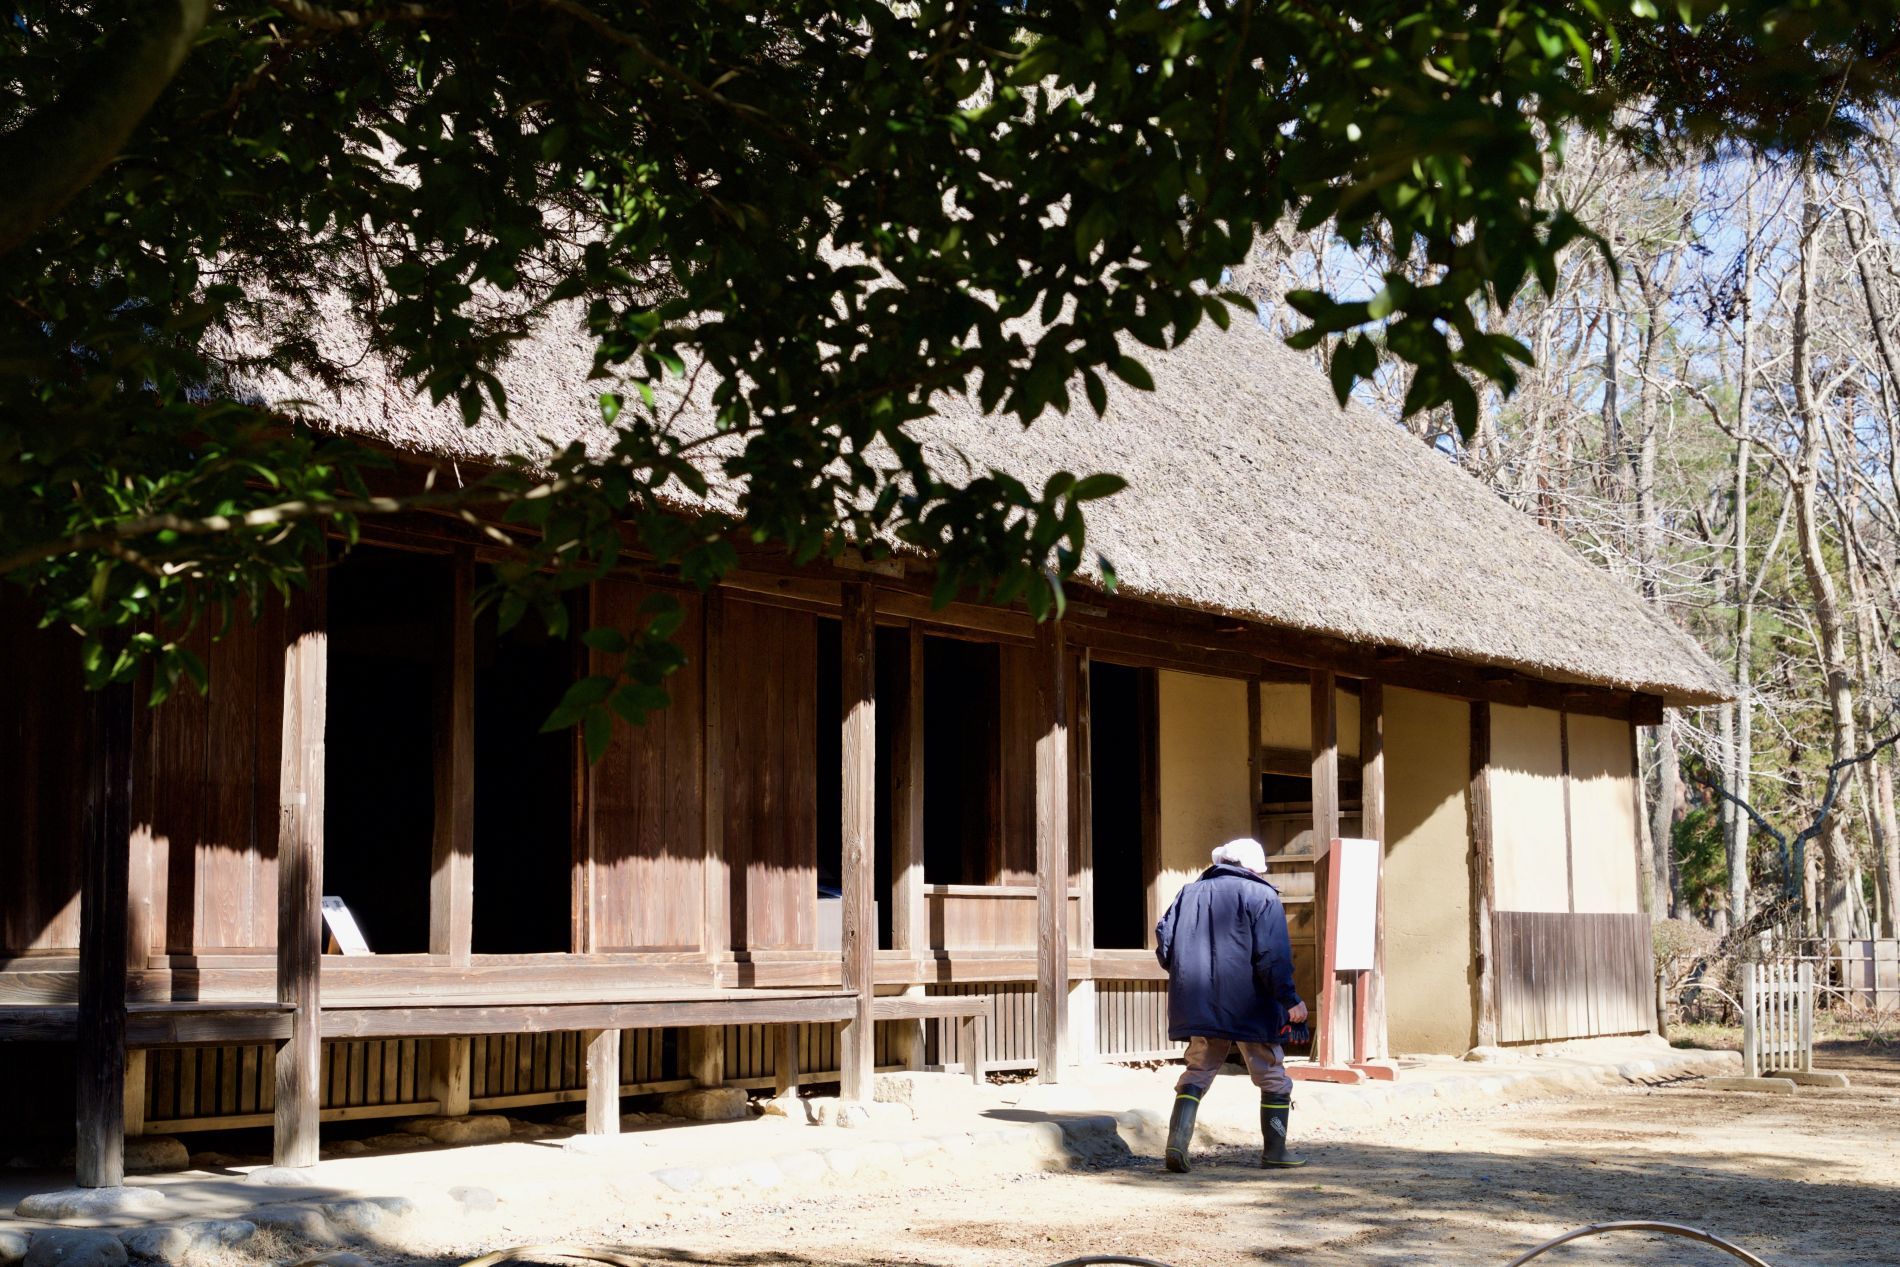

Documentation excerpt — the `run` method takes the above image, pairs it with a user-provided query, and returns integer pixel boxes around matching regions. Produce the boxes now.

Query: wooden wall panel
[0,592,88,953]
[145,604,285,953]
[1493,910,1653,1042]
[588,581,706,951]
[720,600,818,950]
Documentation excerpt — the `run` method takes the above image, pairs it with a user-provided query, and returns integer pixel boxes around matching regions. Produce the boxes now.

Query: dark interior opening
[470,575,578,954]
[922,636,999,885]
[324,545,443,954]
[873,627,906,949]
[1089,661,1148,949]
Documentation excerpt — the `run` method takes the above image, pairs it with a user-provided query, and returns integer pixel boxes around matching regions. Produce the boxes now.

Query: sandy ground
[387,1040,1900,1267]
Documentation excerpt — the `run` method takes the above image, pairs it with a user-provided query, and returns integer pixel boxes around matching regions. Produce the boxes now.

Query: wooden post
[839,583,878,1100]
[1468,699,1499,1050]
[1034,618,1070,1083]
[889,626,927,1068]
[1559,706,1576,913]
[274,581,327,1169]
[583,1028,620,1135]
[1309,670,1340,1065]
[1360,679,1389,1061]
[1070,649,1094,1067]
[684,1026,724,1088]
[76,682,133,1188]
[773,1024,802,1097]
[703,590,730,955]
[431,547,475,962]
[428,1037,471,1117]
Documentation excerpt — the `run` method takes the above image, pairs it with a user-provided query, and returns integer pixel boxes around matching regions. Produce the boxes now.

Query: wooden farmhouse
[0,319,1729,1185]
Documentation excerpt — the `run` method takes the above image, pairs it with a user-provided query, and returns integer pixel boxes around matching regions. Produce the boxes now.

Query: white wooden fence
[1742,961,1813,1079]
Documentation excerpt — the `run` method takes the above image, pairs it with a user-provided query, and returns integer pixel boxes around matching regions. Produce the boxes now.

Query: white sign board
[321,896,373,956]
[1329,838,1380,973]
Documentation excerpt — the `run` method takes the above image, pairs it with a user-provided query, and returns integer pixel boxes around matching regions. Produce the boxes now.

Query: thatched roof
[266,306,1731,704]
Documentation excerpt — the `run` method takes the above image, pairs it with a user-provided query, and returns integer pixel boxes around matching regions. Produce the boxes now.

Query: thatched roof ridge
[270,305,1730,703]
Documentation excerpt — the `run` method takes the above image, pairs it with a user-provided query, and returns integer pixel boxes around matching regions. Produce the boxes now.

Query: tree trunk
[1651,713,1680,916]
[1789,170,1859,942]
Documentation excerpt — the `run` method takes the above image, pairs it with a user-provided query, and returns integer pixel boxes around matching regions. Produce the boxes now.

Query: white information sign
[1329,837,1380,973]
[321,895,373,956]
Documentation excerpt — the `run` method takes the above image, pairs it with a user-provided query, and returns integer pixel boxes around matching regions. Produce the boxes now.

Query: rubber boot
[1261,1099,1307,1169]
[1164,1092,1200,1173]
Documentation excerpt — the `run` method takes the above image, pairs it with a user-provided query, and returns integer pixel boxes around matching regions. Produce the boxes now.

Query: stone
[651,1168,702,1193]
[1703,1076,1797,1094]
[872,1071,968,1117]
[185,1153,241,1171]
[1463,1046,1509,1063]
[738,1159,784,1190]
[657,1087,748,1122]
[897,1137,941,1162]
[773,1150,828,1186]
[821,1147,862,1178]
[448,1186,498,1213]
[246,1205,338,1246]
[116,1227,192,1266]
[1784,1070,1852,1088]
[858,1142,904,1175]
[319,1141,368,1159]
[243,1166,319,1188]
[1,1231,30,1267]
[397,1115,512,1146]
[14,1189,168,1224]
[24,1230,127,1267]
[318,1200,388,1238]
[178,1222,255,1252]
[757,1093,802,1119]
[121,1139,188,1175]
[808,1098,868,1129]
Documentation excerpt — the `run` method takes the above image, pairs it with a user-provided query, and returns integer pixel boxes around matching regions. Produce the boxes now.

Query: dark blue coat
[1155,863,1302,1045]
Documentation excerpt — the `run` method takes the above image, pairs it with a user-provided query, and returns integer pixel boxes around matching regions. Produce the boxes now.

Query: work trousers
[1173,1034,1293,1101]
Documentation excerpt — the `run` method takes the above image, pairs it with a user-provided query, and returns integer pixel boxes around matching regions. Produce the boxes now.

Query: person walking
[1155,837,1308,1172]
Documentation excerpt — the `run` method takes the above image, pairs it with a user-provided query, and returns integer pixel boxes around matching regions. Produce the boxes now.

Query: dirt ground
[393,1039,1900,1267]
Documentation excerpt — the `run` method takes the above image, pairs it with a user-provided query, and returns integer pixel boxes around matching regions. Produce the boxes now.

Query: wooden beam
[839,583,878,1100]
[75,682,133,1188]
[888,626,928,1069]
[1309,670,1341,1066]
[1468,700,1499,1049]
[1074,649,1095,956]
[683,1025,727,1086]
[1360,680,1389,1061]
[582,1028,620,1134]
[431,547,475,963]
[1034,619,1070,1083]
[274,581,327,1169]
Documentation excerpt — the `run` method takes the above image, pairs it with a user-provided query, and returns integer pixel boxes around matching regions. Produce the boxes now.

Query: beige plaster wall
[1567,712,1642,913]
[1489,703,1570,913]
[1157,670,1254,917]
[1383,687,1473,1054]
[1258,681,1360,758]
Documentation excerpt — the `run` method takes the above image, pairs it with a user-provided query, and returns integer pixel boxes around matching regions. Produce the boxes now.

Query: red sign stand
[1289,838,1397,1084]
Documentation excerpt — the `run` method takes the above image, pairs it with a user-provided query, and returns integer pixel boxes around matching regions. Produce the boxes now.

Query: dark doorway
[470,578,578,954]
[324,546,444,954]
[922,636,1000,886]
[1090,661,1149,949]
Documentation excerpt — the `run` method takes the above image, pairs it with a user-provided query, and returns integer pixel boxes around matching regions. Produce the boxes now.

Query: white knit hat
[1210,837,1268,875]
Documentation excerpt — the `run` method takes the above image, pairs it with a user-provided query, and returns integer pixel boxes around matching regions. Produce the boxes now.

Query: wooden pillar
[889,626,927,1068]
[703,590,730,955]
[839,583,878,1100]
[684,1026,724,1089]
[1360,680,1389,1061]
[274,582,327,1169]
[428,1036,471,1117]
[582,1028,620,1135]
[76,682,133,1188]
[431,547,475,962]
[1034,619,1070,1083]
[1560,706,1576,913]
[1468,699,1499,1050]
[1309,669,1341,1065]
[1137,669,1161,946]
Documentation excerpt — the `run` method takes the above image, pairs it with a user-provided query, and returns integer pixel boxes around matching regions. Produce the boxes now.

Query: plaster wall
[1156,670,1253,919]
[1567,712,1642,913]
[1258,682,1360,758]
[1490,703,1570,913]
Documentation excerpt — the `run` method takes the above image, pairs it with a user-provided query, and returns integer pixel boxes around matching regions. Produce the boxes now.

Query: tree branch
[0,0,214,256]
